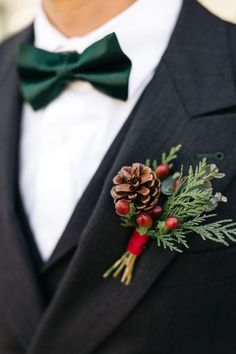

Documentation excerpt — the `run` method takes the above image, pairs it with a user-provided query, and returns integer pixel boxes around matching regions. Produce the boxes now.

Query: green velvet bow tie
[16,33,132,111]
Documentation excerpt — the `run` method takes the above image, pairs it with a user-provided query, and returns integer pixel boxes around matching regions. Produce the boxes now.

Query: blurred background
[0,0,235,42]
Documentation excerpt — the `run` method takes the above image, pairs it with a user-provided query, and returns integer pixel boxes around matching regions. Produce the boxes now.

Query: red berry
[149,206,163,218]
[173,179,180,191]
[173,177,186,191]
[136,213,153,228]
[164,216,180,230]
[115,199,130,215]
[155,164,170,179]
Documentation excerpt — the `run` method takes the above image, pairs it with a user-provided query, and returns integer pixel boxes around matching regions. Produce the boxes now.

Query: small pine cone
[111,163,161,211]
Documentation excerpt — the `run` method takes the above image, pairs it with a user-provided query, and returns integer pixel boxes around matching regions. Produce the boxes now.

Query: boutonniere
[103,145,236,285]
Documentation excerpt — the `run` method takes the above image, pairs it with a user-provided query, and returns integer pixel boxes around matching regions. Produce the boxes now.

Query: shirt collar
[34,0,183,98]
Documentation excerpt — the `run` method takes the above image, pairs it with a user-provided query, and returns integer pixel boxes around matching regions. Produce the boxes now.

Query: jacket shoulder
[0,25,33,49]
[0,25,33,80]
[225,21,236,82]
[226,21,236,47]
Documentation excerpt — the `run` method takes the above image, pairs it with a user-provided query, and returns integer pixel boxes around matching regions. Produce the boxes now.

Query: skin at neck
[42,0,136,37]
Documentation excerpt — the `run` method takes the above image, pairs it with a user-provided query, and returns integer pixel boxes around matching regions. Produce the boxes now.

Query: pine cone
[111,163,161,211]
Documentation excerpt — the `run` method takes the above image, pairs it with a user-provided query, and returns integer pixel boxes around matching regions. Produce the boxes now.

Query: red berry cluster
[115,200,180,232]
[135,205,163,228]
[136,212,179,230]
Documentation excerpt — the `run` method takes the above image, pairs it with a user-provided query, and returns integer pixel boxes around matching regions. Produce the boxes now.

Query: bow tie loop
[16,33,132,110]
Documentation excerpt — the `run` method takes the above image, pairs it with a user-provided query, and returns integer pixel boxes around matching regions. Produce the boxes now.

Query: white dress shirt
[19,0,183,261]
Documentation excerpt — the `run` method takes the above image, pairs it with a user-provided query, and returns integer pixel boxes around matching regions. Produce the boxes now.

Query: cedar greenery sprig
[147,158,235,252]
[161,159,227,220]
[146,144,182,171]
[148,228,189,252]
[149,214,236,253]
[161,144,182,168]
[182,216,236,244]
[161,159,212,220]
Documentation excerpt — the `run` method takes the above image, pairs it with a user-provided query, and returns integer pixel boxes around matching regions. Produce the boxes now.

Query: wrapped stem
[103,230,149,285]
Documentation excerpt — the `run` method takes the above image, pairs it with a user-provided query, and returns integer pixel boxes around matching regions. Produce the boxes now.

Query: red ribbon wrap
[127,230,149,256]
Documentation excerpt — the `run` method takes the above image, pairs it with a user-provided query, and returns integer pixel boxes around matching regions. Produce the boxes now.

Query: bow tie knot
[56,52,82,82]
[16,33,132,110]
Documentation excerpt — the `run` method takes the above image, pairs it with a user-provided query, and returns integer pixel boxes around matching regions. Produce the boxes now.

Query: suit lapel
[0,26,45,348]
[28,2,236,352]
[165,0,236,117]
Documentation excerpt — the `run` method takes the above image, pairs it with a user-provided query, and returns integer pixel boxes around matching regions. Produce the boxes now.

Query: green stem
[103,252,129,279]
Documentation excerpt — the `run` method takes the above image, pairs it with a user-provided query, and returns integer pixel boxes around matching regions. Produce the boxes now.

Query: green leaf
[161,176,175,195]
[214,173,225,179]
[203,164,225,180]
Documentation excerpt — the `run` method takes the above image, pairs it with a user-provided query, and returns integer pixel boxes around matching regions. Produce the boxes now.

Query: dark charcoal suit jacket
[1,0,236,353]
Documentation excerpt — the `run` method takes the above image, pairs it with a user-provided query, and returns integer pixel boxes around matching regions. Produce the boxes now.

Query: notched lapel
[164,0,236,117]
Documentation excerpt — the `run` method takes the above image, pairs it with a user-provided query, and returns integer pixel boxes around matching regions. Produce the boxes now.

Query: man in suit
[1,0,236,352]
